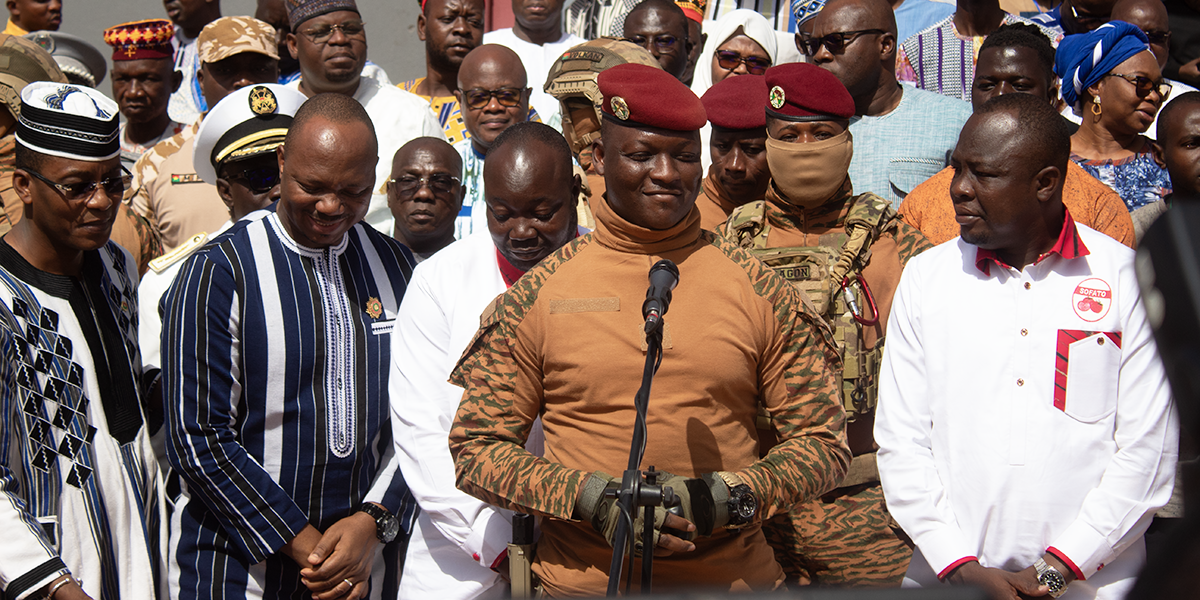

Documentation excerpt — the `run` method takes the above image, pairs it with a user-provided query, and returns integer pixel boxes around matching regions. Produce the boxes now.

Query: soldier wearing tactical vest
[716,62,932,587]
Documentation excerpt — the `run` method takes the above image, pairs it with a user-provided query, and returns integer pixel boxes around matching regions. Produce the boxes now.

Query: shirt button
[1097,337,1105,345]
[1021,328,1028,336]
[1024,282,1031,290]
[1017,378,1025,386]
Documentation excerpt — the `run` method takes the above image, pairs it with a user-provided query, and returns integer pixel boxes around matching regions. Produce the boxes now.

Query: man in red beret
[449,62,851,597]
[716,61,931,587]
[698,73,770,230]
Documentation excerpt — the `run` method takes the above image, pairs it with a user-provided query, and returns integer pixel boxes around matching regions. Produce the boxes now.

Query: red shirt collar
[974,208,1090,276]
[494,228,582,287]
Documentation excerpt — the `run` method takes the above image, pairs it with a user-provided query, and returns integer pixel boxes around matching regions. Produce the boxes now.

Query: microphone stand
[605,316,678,596]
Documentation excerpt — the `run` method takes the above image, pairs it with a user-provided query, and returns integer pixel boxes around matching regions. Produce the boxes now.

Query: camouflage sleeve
[891,219,934,268]
[726,247,852,522]
[448,293,590,521]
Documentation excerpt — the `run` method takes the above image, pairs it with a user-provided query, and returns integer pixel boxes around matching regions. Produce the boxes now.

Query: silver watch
[1034,558,1067,598]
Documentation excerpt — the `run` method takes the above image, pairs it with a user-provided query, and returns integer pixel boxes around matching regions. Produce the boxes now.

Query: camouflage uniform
[449,196,851,597]
[124,121,227,252]
[717,180,932,587]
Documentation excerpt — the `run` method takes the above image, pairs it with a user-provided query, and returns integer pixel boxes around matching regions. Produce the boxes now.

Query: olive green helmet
[544,38,661,157]
[0,33,67,119]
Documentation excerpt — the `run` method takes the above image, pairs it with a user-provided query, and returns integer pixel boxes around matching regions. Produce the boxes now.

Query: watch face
[380,515,400,543]
[1039,569,1066,592]
[729,484,757,524]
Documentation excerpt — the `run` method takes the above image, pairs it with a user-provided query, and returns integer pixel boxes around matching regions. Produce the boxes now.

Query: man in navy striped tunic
[162,92,417,600]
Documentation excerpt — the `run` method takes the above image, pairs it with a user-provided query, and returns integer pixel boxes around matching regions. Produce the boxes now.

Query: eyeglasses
[797,29,886,57]
[299,20,366,44]
[1069,4,1110,28]
[715,50,771,75]
[25,168,131,202]
[223,167,280,194]
[460,87,524,110]
[1142,29,1171,46]
[1106,72,1172,100]
[388,174,460,195]
[628,34,679,54]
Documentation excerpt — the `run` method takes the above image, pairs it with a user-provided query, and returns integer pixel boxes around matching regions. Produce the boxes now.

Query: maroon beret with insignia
[702,74,767,131]
[598,63,707,132]
[763,62,854,121]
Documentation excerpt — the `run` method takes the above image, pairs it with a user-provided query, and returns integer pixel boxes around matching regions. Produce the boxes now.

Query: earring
[1091,96,1102,116]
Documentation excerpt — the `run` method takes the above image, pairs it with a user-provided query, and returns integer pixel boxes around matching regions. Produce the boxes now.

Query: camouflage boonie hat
[198,16,279,65]
[544,38,661,155]
[0,34,67,118]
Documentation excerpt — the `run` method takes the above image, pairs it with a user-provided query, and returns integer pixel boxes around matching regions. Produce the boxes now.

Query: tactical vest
[726,193,898,421]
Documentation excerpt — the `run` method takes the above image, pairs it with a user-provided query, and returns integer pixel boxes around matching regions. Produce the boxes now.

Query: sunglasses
[26,168,130,202]
[388,174,460,195]
[224,167,281,194]
[300,20,365,44]
[461,87,524,110]
[797,29,885,57]
[715,50,771,75]
[1106,72,1173,100]
[1069,4,1109,27]
[628,34,679,54]
[1142,29,1171,46]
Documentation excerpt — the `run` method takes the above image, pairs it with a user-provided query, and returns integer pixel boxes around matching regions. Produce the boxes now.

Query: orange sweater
[450,195,850,597]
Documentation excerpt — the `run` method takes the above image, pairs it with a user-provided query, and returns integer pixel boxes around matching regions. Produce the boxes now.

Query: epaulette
[148,232,208,274]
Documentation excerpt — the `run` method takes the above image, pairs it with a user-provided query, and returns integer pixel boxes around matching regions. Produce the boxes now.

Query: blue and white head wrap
[791,0,827,28]
[1053,21,1150,114]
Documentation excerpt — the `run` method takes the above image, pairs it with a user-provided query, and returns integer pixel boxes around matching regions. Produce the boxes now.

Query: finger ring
[343,578,354,588]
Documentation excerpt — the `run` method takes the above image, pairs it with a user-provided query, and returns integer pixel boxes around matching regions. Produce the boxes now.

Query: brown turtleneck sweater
[449,194,851,597]
[696,170,753,231]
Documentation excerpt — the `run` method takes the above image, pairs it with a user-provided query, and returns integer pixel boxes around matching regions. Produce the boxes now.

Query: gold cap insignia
[249,86,278,115]
[611,96,630,120]
[365,297,382,319]
[769,85,785,109]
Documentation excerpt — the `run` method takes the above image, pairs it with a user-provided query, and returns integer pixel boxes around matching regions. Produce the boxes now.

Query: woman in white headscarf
[692,9,779,168]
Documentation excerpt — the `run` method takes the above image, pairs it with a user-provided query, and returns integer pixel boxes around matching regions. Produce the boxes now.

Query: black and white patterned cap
[15,81,119,162]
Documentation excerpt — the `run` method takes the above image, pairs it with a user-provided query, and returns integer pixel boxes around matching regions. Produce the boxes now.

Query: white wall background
[58,0,428,89]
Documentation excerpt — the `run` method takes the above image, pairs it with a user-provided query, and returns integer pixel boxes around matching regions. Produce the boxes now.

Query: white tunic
[390,231,544,599]
[875,223,1178,599]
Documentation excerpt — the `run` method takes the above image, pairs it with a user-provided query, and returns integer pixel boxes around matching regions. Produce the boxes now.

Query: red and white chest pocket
[1054,330,1122,422]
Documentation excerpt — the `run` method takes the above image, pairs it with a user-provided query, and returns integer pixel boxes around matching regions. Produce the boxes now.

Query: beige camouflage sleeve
[723,240,852,522]
[449,292,590,521]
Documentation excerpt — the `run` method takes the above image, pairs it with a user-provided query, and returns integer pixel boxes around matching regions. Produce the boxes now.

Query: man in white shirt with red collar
[389,121,581,599]
[875,92,1178,600]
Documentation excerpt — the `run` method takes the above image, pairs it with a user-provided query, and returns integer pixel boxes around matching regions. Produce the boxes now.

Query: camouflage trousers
[762,482,912,587]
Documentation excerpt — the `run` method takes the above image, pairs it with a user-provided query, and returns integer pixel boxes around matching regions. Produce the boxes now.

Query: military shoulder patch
[148,232,208,273]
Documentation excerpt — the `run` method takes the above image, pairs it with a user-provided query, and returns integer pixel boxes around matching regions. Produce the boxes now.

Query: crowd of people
[0,0,1195,598]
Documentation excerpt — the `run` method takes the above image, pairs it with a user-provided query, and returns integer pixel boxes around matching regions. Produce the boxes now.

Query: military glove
[574,471,720,555]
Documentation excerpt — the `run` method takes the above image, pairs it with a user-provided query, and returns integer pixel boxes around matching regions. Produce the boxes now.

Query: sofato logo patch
[1072,278,1112,322]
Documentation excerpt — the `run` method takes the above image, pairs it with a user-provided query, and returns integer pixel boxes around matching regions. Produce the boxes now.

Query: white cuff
[1049,520,1114,579]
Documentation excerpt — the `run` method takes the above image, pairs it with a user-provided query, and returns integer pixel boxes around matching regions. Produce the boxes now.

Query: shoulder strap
[831,193,899,285]
[724,200,770,250]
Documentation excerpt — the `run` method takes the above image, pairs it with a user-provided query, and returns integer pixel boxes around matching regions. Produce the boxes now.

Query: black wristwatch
[358,503,399,543]
[716,472,758,527]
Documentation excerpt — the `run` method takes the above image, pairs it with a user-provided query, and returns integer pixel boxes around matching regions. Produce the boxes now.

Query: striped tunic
[0,241,165,600]
[895,14,1061,101]
[162,208,418,600]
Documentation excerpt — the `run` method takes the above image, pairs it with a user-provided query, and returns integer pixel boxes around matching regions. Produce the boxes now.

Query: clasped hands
[575,471,732,557]
[282,508,382,600]
[946,554,1077,600]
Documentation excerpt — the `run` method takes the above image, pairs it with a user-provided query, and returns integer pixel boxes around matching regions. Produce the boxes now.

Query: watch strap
[1034,558,1067,598]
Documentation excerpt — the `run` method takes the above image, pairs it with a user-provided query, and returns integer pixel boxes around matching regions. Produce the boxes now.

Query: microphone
[642,259,680,334]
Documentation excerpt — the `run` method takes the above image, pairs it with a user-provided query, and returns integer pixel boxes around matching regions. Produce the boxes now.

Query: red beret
[764,63,854,121]
[702,74,767,131]
[598,63,707,132]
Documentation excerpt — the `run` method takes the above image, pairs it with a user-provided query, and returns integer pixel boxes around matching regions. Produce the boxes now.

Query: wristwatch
[358,503,399,543]
[715,472,757,528]
[1034,558,1067,598]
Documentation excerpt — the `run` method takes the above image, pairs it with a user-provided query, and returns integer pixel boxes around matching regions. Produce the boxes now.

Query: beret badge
[769,85,785,109]
[611,96,630,120]
[249,86,278,115]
